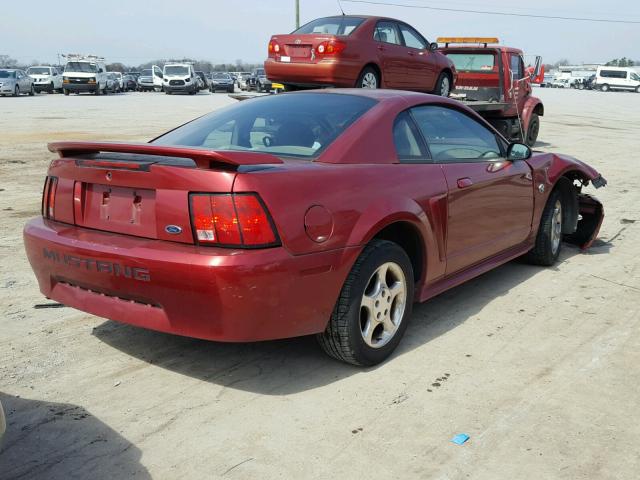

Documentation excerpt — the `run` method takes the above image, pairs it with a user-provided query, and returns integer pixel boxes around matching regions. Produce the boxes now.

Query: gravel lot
[0,88,639,479]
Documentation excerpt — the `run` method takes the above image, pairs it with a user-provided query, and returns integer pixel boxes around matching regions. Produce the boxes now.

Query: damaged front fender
[565,194,604,250]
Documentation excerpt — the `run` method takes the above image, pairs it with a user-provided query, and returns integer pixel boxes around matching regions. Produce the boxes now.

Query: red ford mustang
[24,90,606,366]
[265,15,456,95]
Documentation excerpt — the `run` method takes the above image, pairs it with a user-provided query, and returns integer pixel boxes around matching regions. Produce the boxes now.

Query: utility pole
[295,0,300,29]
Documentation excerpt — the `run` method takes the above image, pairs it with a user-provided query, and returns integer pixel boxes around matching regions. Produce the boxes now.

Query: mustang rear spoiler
[48,141,284,169]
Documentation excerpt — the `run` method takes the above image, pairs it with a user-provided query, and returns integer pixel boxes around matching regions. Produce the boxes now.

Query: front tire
[13,86,19,97]
[317,239,414,366]
[600,84,609,92]
[434,72,451,96]
[356,66,380,89]
[526,189,564,266]
[29,84,35,96]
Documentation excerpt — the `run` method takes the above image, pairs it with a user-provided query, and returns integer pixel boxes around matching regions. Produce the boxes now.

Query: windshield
[445,53,496,73]
[27,67,51,75]
[213,73,231,79]
[256,69,265,76]
[141,69,152,76]
[152,93,377,160]
[0,70,16,78]
[64,62,98,73]
[294,16,365,35]
[164,66,189,76]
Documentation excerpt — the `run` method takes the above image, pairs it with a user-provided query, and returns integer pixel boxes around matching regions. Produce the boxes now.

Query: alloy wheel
[440,76,451,96]
[359,262,407,348]
[361,72,378,89]
[551,200,562,255]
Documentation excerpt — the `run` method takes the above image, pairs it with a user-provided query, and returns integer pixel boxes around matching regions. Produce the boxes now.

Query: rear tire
[434,72,451,97]
[525,113,540,147]
[317,239,414,366]
[526,189,564,266]
[356,66,380,89]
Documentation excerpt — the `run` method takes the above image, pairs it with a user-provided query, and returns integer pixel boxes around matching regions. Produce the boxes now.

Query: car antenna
[337,0,345,15]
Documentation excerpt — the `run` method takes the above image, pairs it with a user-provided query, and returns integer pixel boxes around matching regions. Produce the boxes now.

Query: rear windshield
[64,62,98,73]
[27,67,51,75]
[445,53,496,73]
[0,70,16,78]
[152,93,377,160]
[164,65,189,76]
[294,16,365,35]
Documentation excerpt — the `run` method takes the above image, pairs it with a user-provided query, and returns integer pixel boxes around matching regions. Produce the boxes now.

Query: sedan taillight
[268,40,281,57]
[190,193,279,248]
[42,176,58,220]
[317,40,346,55]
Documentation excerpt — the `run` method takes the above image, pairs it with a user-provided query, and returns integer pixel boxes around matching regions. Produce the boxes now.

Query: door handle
[377,45,385,51]
[457,177,473,188]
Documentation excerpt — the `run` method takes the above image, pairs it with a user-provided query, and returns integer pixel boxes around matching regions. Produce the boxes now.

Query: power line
[341,0,640,24]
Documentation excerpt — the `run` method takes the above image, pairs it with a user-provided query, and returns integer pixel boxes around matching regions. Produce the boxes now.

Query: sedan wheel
[526,189,565,266]
[359,69,379,89]
[434,72,451,97]
[317,239,414,366]
[13,86,19,97]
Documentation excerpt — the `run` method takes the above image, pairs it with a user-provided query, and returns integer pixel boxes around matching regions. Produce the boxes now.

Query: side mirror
[429,42,438,52]
[507,143,532,160]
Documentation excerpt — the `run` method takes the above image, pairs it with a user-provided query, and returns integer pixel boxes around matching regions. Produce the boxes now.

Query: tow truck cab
[438,38,544,146]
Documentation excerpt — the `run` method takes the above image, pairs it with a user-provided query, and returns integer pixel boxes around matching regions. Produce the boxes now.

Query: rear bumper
[24,217,359,342]
[264,58,360,88]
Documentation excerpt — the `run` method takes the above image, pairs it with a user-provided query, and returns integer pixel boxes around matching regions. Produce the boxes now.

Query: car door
[398,23,437,91]
[409,104,534,275]
[373,21,407,88]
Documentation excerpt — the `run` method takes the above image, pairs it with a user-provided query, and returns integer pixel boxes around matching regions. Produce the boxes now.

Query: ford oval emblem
[165,225,182,235]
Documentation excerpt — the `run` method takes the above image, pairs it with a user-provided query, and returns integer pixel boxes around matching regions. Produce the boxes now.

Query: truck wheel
[434,72,451,97]
[525,113,540,147]
[600,84,609,92]
[317,239,414,366]
[526,189,564,266]
[356,66,380,89]
[63,89,69,96]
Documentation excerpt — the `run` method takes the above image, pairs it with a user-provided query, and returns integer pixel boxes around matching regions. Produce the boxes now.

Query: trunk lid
[46,142,283,244]
[270,34,337,64]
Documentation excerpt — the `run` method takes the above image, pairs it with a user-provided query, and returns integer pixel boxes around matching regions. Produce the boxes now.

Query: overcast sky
[2,0,639,66]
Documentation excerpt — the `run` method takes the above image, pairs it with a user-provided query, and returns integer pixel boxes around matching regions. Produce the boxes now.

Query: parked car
[551,78,570,88]
[246,68,272,92]
[0,69,35,96]
[62,55,108,95]
[111,72,124,91]
[122,74,138,91]
[196,71,209,90]
[24,90,606,366]
[105,73,122,93]
[162,63,198,94]
[137,66,163,92]
[238,72,251,90]
[27,66,63,93]
[539,73,554,88]
[594,66,640,92]
[209,72,235,92]
[265,15,456,95]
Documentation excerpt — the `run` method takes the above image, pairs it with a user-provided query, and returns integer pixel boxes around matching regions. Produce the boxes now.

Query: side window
[410,105,502,162]
[510,54,525,80]
[374,21,401,45]
[393,111,428,162]
[399,24,427,50]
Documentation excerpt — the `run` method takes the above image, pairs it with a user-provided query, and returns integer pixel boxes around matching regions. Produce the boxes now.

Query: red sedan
[24,90,605,366]
[265,15,456,95]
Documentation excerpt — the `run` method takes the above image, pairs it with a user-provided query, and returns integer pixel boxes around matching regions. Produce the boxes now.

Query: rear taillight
[190,193,279,248]
[268,40,281,56]
[317,40,346,55]
[42,176,58,219]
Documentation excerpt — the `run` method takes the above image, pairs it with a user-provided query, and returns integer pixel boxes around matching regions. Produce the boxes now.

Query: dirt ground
[0,88,639,480]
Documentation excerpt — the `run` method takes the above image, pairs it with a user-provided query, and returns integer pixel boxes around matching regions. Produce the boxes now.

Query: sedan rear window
[294,16,365,35]
[152,93,377,160]
[445,53,496,73]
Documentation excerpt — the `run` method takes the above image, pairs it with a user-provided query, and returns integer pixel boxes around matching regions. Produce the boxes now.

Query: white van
[26,66,63,93]
[595,66,640,92]
[162,63,198,95]
[62,55,108,95]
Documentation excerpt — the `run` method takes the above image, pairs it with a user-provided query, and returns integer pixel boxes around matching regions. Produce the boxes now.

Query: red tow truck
[438,37,544,146]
